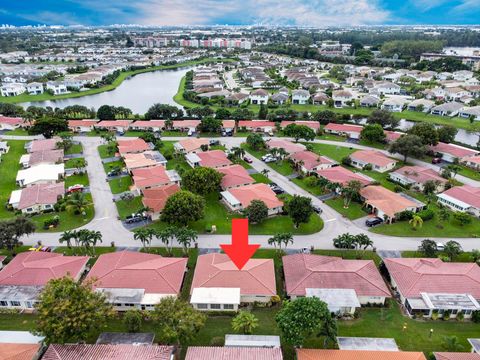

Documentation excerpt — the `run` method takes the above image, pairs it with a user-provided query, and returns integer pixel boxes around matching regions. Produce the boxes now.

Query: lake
[21,67,190,114]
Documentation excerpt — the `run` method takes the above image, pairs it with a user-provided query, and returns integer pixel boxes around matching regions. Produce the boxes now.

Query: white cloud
[132,0,390,26]
[452,0,480,13]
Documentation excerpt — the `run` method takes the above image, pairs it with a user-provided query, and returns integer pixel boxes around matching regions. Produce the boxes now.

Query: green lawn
[148,192,323,235]
[402,250,478,263]
[306,143,356,162]
[108,176,133,194]
[64,173,90,187]
[359,139,387,150]
[115,196,144,219]
[0,140,26,219]
[324,197,368,220]
[5,128,28,136]
[64,157,85,169]
[103,160,125,174]
[98,144,117,159]
[32,194,95,232]
[316,134,346,142]
[251,173,272,184]
[240,144,294,176]
[292,177,326,196]
[65,143,83,155]
[458,166,480,181]
[371,203,480,238]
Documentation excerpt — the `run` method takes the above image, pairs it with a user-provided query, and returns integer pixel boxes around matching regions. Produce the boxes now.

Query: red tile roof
[131,120,166,129]
[0,343,40,360]
[177,138,209,153]
[117,138,150,155]
[439,185,480,209]
[297,349,426,360]
[222,120,235,129]
[434,353,480,360]
[266,139,306,154]
[86,250,187,295]
[430,142,478,159]
[186,347,283,360]
[0,252,88,286]
[281,120,320,130]
[351,150,396,167]
[283,254,390,297]
[217,165,255,190]
[17,182,65,210]
[360,186,418,218]
[324,123,363,133]
[384,258,480,298]
[142,184,180,213]
[392,166,447,185]
[29,138,59,153]
[172,120,200,129]
[42,344,174,360]
[68,120,98,128]
[191,253,276,297]
[238,120,276,128]
[289,150,334,170]
[28,149,64,166]
[96,120,131,128]
[385,130,403,142]
[227,183,283,210]
[316,166,372,186]
[0,116,24,126]
[132,165,172,189]
[196,150,232,168]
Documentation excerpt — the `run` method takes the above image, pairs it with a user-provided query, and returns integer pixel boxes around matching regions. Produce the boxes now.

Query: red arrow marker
[221,218,260,270]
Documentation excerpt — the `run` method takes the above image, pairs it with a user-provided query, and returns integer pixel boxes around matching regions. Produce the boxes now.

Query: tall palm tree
[342,180,362,208]
[155,227,176,255]
[65,192,92,215]
[409,215,423,230]
[133,228,155,252]
[442,336,464,352]
[175,227,198,256]
[88,230,103,255]
[59,230,75,249]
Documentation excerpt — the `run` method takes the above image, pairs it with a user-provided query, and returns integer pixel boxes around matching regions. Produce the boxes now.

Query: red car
[67,184,85,194]
[431,157,442,164]
[243,156,253,163]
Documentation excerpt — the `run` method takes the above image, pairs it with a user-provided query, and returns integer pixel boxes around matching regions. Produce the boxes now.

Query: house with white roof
[431,102,464,117]
[16,163,64,187]
[381,97,408,112]
[459,106,480,121]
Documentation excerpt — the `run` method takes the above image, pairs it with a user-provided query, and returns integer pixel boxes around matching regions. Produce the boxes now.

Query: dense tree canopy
[29,118,69,138]
[161,190,205,226]
[388,134,426,162]
[182,167,223,195]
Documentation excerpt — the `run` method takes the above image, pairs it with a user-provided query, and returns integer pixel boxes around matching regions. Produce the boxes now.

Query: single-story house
[190,253,276,309]
[360,185,424,222]
[217,165,255,190]
[350,150,397,172]
[381,97,409,112]
[283,254,390,314]
[323,123,363,139]
[437,185,480,217]
[19,149,64,168]
[42,344,175,360]
[221,120,235,132]
[316,166,373,189]
[186,150,232,169]
[384,130,404,143]
[172,120,200,132]
[292,89,310,104]
[360,95,380,108]
[434,353,480,360]
[131,165,181,193]
[407,99,435,112]
[95,120,131,133]
[384,258,480,319]
[249,89,269,104]
[142,184,181,220]
[431,102,464,117]
[296,349,426,360]
[280,121,320,132]
[459,106,480,121]
[312,92,330,105]
[226,92,249,104]
[237,120,276,133]
[430,142,479,163]
[289,150,335,173]
[174,138,209,154]
[0,116,25,130]
[16,163,64,187]
[117,138,151,155]
[123,151,167,172]
[26,138,60,153]
[86,250,187,311]
[68,120,99,133]
[0,343,41,360]
[266,139,306,154]
[9,182,64,214]
[389,166,447,192]
[0,252,88,310]
[463,155,480,170]
[130,120,166,132]
[185,347,283,360]
[221,183,283,216]
[332,90,354,108]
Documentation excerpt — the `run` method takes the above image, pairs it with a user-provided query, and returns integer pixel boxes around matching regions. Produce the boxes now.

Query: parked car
[107,169,121,177]
[263,156,277,163]
[209,139,220,146]
[243,156,253,163]
[432,157,442,164]
[436,242,445,251]
[187,129,195,137]
[67,184,84,194]
[312,205,323,214]
[365,217,383,227]
[270,186,285,194]
[125,212,148,224]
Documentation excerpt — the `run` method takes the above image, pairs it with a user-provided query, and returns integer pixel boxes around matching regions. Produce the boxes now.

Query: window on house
[10,301,21,307]
[0,301,8,307]
[196,304,208,309]
[224,304,234,310]
[210,304,221,309]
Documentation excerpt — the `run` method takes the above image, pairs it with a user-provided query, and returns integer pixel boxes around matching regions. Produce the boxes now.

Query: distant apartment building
[178,38,252,49]
[133,36,168,47]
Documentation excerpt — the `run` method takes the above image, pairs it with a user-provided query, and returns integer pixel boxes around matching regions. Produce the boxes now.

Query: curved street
[2,133,480,251]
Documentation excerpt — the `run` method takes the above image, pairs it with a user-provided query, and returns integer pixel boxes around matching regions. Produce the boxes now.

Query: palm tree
[318,314,338,348]
[133,228,155,252]
[88,230,103,255]
[409,215,423,230]
[155,227,176,255]
[59,230,75,249]
[280,232,294,251]
[231,311,259,335]
[65,192,92,215]
[76,229,95,255]
[355,233,374,256]
[342,180,362,208]
[175,227,198,256]
[261,169,270,178]
[442,336,464,352]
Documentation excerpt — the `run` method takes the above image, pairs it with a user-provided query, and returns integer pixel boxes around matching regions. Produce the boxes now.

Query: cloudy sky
[1,0,480,26]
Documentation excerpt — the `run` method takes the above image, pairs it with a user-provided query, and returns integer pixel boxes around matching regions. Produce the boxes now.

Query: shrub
[363,164,373,171]
[472,310,480,323]
[210,337,224,346]
[418,209,435,221]
[341,156,352,166]
[431,311,439,320]
[393,185,405,193]
[443,310,451,321]
[123,309,143,333]
[456,311,464,321]
[397,210,414,221]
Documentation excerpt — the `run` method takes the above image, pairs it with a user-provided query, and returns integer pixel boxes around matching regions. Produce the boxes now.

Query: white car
[436,242,445,251]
